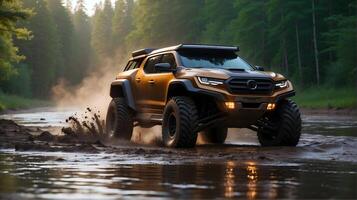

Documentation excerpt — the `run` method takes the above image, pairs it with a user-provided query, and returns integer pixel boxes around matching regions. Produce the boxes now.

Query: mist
[51,59,120,114]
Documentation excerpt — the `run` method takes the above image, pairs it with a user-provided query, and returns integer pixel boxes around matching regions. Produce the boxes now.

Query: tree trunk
[280,6,288,76]
[355,2,357,91]
[312,0,320,86]
[296,23,303,87]
[283,37,289,76]
[261,13,266,66]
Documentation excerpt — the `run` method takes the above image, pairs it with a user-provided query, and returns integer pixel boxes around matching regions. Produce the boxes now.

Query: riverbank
[293,87,357,109]
[0,93,52,113]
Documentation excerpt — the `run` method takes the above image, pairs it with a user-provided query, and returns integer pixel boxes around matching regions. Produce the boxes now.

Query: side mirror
[155,63,175,73]
[255,66,265,71]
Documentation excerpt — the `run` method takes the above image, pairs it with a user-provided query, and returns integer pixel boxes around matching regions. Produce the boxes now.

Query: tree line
[1,0,356,99]
[0,0,91,98]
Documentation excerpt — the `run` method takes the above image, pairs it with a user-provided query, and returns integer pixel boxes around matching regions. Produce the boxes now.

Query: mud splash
[61,108,105,142]
[60,107,162,146]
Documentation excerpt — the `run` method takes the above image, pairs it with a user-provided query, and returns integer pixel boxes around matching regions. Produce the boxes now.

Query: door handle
[148,80,155,85]
[136,78,141,82]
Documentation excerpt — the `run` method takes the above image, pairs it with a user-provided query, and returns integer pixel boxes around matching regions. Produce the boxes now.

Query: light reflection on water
[0,150,356,199]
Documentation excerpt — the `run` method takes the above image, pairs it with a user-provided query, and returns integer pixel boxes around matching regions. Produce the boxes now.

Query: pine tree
[0,0,31,81]
[71,0,92,84]
[112,0,133,53]
[265,0,311,79]
[16,0,61,98]
[127,0,204,48]
[91,0,114,59]
[200,0,236,44]
[227,0,268,66]
[46,0,75,80]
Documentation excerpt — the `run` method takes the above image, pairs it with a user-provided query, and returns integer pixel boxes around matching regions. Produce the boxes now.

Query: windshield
[178,51,253,70]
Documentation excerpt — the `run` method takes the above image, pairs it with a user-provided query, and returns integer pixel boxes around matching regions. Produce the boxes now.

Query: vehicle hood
[178,68,286,82]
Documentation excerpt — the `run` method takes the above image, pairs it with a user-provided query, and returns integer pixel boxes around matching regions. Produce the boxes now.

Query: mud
[1,116,357,163]
[1,109,357,199]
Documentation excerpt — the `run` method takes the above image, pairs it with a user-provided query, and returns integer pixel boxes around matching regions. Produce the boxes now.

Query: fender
[110,79,136,110]
[275,90,296,102]
[167,79,226,101]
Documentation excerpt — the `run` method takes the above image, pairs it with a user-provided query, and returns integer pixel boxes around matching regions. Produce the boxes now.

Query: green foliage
[294,87,357,108]
[0,91,51,111]
[1,0,91,100]
[200,0,236,44]
[91,0,114,59]
[0,63,32,97]
[47,0,75,80]
[127,0,204,48]
[1,0,356,110]
[228,0,268,65]
[16,0,60,98]
[324,14,357,86]
[71,0,91,84]
[112,0,133,53]
[0,0,32,81]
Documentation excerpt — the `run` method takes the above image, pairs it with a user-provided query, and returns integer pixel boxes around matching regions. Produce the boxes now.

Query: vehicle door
[133,55,162,112]
[147,53,177,111]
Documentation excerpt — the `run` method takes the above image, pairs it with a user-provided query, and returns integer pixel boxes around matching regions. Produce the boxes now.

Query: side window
[124,61,133,71]
[124,59,143,71]
[144,55,161,74]
[161,54,177,69]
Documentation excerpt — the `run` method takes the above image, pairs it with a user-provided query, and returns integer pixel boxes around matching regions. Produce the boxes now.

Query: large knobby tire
[162,96,198,148]
[106,98,134,140]
[257,99,301,146]
[201,127,228,144]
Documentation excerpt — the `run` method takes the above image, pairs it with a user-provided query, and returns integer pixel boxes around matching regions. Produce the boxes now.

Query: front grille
[228,78,274,95]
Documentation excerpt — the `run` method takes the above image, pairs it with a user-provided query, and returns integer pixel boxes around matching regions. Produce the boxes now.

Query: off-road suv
[106,44,301,148]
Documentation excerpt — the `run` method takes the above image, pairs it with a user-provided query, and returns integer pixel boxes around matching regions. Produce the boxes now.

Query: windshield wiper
[226,68,246,71]
[186,66,205,69]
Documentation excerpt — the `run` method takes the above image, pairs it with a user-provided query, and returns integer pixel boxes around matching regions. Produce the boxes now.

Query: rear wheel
[106,98,133,140]
[162,96,198,148]
[201,127,228,144]
[257,99,301,146]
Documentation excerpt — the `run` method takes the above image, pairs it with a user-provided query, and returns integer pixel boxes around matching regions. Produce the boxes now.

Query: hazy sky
[69,0,115,16]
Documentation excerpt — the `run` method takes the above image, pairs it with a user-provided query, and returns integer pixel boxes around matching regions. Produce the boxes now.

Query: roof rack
[177,44,239,51]
[131,48,156,57]
[131,44,240,57]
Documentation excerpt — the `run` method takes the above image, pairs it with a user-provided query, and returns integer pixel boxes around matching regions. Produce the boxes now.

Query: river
[0,108,356,199]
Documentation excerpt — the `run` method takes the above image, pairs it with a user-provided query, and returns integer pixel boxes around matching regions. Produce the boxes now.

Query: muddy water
[0,151,356,199]
[1,108,357,199]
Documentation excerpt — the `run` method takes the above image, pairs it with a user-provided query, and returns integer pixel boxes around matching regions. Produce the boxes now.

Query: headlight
[275,80,288,89]
[197,76,225,86]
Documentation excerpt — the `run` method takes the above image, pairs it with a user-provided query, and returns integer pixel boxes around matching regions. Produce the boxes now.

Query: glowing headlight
[275,80,288,89]
[197,76,225,86]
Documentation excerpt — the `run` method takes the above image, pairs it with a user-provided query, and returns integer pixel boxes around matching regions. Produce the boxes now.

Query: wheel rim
[168,113,177,137]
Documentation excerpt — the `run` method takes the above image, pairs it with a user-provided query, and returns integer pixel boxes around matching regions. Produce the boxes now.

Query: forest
[0,0,356,110]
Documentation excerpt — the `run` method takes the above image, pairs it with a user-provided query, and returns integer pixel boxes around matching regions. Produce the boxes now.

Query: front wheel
[106,98,134,140]
[257,99,301,146]
[162,96,198,148]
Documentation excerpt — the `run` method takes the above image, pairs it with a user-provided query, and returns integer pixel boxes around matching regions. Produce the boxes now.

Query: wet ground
[0,108,357,199]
